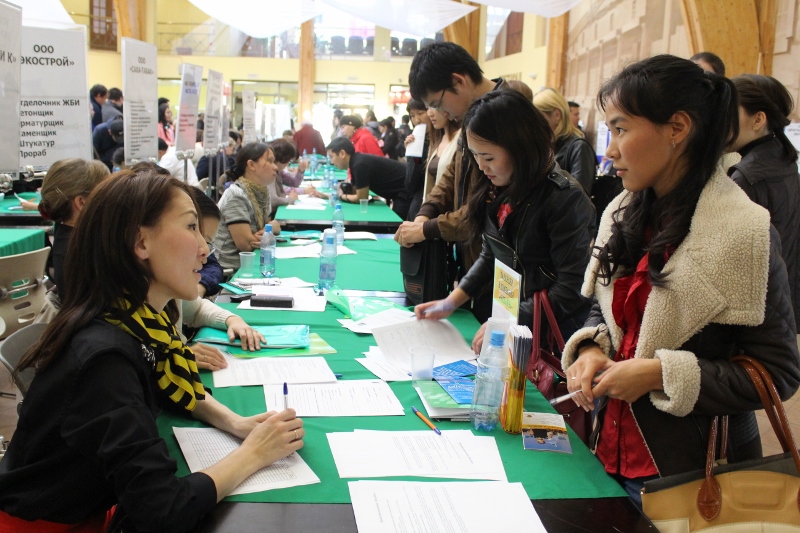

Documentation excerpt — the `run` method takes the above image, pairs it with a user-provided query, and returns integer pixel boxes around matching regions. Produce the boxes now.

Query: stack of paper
[212,355,337,387]
[350,481,545,533]
[232,277,314,288]
[274,243,357,260]
[344,231,377,240]
[414,383,471,420]
[264,380,404,417]
[327,430,506,480]
[173,427,320,495]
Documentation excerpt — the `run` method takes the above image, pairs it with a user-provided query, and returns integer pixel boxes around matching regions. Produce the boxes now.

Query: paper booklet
[521,412,573,454]
[193,325,310,349]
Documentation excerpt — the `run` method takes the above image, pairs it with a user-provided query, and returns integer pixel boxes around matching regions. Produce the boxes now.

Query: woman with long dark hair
[728,74,800,329]
[562,55,800,507]
[415,89,595,348]
[0,171,303,531]
[213,142,280,270]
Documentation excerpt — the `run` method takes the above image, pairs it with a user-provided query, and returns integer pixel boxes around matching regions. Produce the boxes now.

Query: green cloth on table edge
[0,228,46,257]
[158,306,625,503]
[275,200,401,223]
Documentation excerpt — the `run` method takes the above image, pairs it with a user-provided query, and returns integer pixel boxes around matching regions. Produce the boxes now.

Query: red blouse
[595,252,659,478]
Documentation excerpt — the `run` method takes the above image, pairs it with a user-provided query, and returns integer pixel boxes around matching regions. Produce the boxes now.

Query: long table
[160,237,655,532]
[0,192,45,226]
[0,228,46,257]
[275,200,402,234]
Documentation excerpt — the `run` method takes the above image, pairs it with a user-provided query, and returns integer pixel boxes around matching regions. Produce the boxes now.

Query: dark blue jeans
[612,474,659,509]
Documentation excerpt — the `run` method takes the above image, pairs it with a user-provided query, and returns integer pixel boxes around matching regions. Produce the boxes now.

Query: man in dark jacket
[101,88,123,123]
[90,84,108,130]
[92,117,123,171]
[393,41,507,320]
[327,137,409,219]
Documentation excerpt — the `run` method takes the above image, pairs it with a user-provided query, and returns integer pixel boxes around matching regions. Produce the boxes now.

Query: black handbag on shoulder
[400,239,450,306]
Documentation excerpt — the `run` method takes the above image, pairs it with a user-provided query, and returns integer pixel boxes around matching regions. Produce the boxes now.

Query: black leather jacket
[459,167,595,336]
[555,134,596,194]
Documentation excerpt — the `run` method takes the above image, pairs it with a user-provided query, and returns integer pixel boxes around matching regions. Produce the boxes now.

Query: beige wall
[480,11,549,94]
[562,0,800,147]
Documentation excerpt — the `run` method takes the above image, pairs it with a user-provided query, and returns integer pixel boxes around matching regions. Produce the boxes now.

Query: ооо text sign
[20,26,91,167]
[122,38,158,163]
[0,0,21,175]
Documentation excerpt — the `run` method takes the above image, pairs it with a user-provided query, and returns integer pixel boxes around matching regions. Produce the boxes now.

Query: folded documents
[193,325,310,349]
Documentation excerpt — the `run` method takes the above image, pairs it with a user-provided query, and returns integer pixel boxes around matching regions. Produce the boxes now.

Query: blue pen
[334,374,343,379]
[283,382,289,410]
[411,406,441,435]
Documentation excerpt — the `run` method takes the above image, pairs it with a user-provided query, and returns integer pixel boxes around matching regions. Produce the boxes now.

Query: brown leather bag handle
[528,290,565,377]
[697,355,800,521]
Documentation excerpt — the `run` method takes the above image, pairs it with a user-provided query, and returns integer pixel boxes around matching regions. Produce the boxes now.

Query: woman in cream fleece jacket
[562,55,800,505]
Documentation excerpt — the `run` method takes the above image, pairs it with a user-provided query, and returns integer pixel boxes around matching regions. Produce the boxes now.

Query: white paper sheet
[237,287,327,312]
[326,430,506,480]
[212,355,337,387]
[274,243,357,259]
[339,308,415,334]
[232,277,314,287]
[349,481,544,533]
[264,380,404,416]
[286,203,326,210]
[344,231,377,240]
[295,195,329,205]
[173,427,320,495]
[404,124,427,158]
[356,357,412,381]
[372,319,477,372]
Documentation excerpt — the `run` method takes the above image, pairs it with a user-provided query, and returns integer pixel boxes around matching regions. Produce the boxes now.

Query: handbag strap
[529,290,566,376]
[697,355,800,521]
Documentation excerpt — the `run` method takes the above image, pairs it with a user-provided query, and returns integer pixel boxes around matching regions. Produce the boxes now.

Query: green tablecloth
[0,228,46,257]
[275,200,402,224]
[0,192,38,216]
[234,238,404,292]
[158,306,625,503]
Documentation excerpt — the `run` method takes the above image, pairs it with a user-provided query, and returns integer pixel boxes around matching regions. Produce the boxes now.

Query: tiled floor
[1,355,799,455]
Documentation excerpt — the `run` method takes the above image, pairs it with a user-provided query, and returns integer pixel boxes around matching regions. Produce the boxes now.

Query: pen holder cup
[500,365,527,434]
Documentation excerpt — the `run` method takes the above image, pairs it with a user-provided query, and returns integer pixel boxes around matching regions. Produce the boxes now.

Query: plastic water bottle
[302,148,308,161]
[318,229,337,290]
[259,223,276,278]
[470,330,509,432]
[332,203,345,246]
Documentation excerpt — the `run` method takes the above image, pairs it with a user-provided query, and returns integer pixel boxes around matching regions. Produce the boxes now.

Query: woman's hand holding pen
[566,346,613,411]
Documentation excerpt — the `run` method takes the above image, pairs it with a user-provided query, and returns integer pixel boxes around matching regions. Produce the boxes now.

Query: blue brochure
[432,360,477,378]
[435,376,475,404]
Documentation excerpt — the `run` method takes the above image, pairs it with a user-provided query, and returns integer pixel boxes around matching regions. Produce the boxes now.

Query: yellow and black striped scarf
[105,298,205,411]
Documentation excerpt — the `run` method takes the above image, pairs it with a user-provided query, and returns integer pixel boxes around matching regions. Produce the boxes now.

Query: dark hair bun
[38,200,53,220]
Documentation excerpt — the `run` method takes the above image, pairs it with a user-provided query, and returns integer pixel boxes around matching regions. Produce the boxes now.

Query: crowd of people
[1,42,799,531]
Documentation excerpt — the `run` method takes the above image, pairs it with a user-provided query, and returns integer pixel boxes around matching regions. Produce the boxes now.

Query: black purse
[400,239,450,306]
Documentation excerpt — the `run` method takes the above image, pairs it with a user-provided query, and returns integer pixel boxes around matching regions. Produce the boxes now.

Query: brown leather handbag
[527,290,592,444]
[642,355,800,532]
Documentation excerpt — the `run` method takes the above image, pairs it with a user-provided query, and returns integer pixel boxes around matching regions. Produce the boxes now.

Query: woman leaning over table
[415,89,595,350]
[0,171,304,532]
[561,55,800,508]
[213,142,281,271]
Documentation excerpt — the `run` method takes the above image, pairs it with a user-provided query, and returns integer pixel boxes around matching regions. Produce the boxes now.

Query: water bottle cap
[335,203,342,210]
[264,223,272,232]
[490,330,505,346]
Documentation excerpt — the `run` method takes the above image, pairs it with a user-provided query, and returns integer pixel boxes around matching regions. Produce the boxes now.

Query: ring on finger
[293,429,299,441]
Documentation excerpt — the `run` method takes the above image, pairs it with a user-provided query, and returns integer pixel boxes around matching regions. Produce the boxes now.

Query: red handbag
[527,290,592,444]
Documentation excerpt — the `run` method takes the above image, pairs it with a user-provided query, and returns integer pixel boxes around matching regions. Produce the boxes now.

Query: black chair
[365,36,374,55]
[401,38,417,57]
[390,37,400,56]
[330,36,346,55]
[348,36,364,55]
[435,32,445,42]
[420,38,434,50]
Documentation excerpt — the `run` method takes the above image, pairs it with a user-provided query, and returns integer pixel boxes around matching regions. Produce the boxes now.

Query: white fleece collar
[584,154,771,358]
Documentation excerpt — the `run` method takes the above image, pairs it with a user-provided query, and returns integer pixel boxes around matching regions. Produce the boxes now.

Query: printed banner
[202,69,223,152]
[0,0,21,175]
[241,89,256,144]
[122,38,158,163]
[175,63,202,153]
[19,26,91,168]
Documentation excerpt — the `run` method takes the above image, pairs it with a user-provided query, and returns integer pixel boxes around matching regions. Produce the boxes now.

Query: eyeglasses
[427,88,447,111]
[206,242,217,256]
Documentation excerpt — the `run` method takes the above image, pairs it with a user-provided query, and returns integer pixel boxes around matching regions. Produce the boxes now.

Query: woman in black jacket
[534,87,597,194]
[415,90,595,349]
[562,55,800,508]
[379,117,402,160]
[728,74,800,329]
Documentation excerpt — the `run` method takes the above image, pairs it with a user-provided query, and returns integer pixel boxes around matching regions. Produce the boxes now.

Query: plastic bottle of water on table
[470,330,509,432]
[260,223,276,278]
[332,203,345,246]
[318,228,337,290]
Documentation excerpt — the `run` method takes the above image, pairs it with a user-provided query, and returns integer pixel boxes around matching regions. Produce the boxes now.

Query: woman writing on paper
[0,171,304,531]
[561,55,800,506]
[214,142,281,271]
[415,90,595,350]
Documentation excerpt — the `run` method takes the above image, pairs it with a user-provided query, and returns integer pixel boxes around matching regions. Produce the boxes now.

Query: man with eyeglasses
[394,42,507,322]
